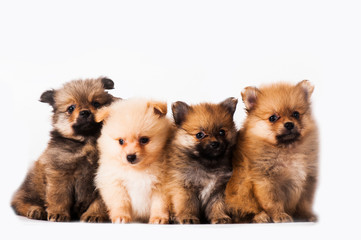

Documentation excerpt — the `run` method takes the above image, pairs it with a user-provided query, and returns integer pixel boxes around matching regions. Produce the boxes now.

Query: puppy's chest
[121,170,159,219]
[256,150,308,185]
[183,167,231,203]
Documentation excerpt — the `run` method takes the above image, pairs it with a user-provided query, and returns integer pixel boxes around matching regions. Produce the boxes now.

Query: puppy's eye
[92,101,101,108]
[269,115,278,122]
[292,111,300,119]
[67,105,76,114]
[196,132,205,139]
[139,137,149,145]
[219,129,226,136]
[119,139,124,145]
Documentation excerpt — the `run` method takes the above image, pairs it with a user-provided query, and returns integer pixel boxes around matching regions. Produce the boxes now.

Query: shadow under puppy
[225,80,319,223]
[167,98,238,224]
[95,99,173,224]
[11,77,115,222]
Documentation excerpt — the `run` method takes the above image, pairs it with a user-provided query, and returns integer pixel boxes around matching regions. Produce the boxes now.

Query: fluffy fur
[167,98,238,224]
[11,77,115,222]
[225,80,319,223]
[95,98,173,224]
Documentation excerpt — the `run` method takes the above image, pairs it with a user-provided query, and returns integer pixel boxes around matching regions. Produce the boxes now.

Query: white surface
[1,0,360,239]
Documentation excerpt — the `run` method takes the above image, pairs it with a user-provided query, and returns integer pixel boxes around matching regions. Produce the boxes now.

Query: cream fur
[96,98,171,223]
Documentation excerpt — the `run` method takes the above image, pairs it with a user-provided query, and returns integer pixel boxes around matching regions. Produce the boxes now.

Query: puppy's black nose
[126,154,137,163]
[210,141,220,149]
[79,110,91,118]
[284,122,294,130]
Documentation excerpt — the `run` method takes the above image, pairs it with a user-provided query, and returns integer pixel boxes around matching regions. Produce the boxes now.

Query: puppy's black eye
[67,105,76,114]
[269,115,278,122]
[196,132,205,139]
[139,137,149,145]
[92,101,101,108]
[119,139,124,145]
[292,111,300,119]
[219,129,226,136]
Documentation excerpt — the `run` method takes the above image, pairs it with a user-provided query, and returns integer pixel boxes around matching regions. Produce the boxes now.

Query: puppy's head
[40,77,115,140]
[96,99,171,168]
[172,97,238,166]
[241,80,315,146]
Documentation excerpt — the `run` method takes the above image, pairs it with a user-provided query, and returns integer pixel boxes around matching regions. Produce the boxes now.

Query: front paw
[111,216,132,224]
[210,216,231,224]
[149,216,169,224]
[175,215,200,224]
[272,212,293,223]
[27,206,47,220]
[47,211,71,222]
[80,212,109,223]
[253,211,271,223]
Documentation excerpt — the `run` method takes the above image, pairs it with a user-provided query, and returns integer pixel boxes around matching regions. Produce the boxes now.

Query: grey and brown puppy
[11,77,115,222]
[167,98,238,224]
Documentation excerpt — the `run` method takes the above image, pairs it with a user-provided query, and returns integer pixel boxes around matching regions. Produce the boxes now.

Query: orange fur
[225,80,319,223]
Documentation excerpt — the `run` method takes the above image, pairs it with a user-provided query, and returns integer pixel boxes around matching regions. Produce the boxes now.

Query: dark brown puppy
[225,80,318,223]
[11,77,115,222]
[167,98,238,224]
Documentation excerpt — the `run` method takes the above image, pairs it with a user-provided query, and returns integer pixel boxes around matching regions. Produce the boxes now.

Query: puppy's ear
[297,80,314,102]
[95,106,110,123]
[241,86,259,112]
[148,101,168,117]
[220,97,238,117]
[172,101,190,126]
[101,77,114,90]
[40,90,55,107]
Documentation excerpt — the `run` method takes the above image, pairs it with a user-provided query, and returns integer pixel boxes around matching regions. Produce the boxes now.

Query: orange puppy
[225,80,319,223]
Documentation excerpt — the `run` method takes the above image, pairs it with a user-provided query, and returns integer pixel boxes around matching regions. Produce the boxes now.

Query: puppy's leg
[294,175,318,222]
[80,196,109,223]
[172,186,200,224]
[45,175,73,222]
[205,193,231,224]
[253,180,293,223]
[225,169,270,223]
[100,183,132,223]
[11,163,47,220]
[149,190,169,224]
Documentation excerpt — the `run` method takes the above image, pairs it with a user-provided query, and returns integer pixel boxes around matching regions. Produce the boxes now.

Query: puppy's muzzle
[126,154,137,164]
[79,110,91,119]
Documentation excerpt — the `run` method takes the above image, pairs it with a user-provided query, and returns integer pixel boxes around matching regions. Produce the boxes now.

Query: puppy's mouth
[72,116,102,136]
[276,131,301,145]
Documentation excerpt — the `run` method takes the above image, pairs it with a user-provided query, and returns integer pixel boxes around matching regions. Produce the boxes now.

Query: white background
[1,0,360,239]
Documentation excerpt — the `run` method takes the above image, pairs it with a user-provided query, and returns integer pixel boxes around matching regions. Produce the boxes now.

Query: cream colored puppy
[95,98,173,224]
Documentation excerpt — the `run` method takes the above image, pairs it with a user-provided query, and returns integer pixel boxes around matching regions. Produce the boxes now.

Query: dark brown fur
[167,98,238,224]
[225,80,318,223]
[11,77,115,222]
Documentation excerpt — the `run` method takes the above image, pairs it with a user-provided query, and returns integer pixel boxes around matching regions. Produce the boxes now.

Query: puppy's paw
[210,216,231,224]
[111,216,132,224]
[307,214,318,222]
[149,216,169,224]
[47,212,71,222]
[80,212,109,223]
[253,211,271,223]
[175,215,200,224]
[272,212,293,223]
[27,206,47,220]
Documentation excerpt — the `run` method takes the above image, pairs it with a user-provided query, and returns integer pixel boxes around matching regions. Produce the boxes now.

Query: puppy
[167,98,238,224]
[11,77,115,222]
[225,80,318,223]
[95,99,173,224]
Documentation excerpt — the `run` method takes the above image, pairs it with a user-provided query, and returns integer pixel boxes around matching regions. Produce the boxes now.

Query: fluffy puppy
[167,98,238,224]
[11,77,115,222]
[225,80,318,223]
[95,99,173,224]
